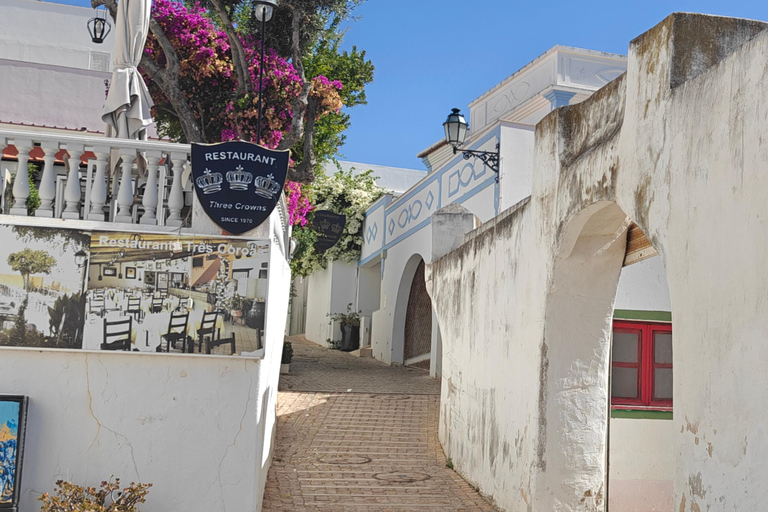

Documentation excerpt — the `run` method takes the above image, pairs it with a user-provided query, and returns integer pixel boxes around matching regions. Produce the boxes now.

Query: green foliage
[39,478,152,512]
[282,341,293,364]
[446,458,454,470]
[300,25,374,164]
[290,168,383,276]
[26,163,40,215]
[7,247,56,291]
[328,302,360,327]
[48,293,86,349]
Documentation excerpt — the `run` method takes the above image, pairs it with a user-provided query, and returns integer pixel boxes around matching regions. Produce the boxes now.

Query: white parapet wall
[0,236,290,511]
[427,13,768,512]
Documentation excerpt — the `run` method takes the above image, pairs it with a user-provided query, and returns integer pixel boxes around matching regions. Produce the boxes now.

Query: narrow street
[262,336,498,511]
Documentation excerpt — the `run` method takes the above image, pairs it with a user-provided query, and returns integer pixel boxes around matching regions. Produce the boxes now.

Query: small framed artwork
[103,267,117,277]
[145,272,156,286]
[0,395,29,511]
[125,267,136,280]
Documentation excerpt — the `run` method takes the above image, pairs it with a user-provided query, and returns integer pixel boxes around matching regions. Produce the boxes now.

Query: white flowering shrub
[291,168,384,277]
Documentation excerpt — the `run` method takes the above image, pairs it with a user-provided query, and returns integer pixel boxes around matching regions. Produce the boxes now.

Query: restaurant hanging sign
[191,141,290,235]
[312,210,346,254]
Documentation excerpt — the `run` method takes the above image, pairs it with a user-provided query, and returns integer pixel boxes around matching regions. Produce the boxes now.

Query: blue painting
[0,400,21,506]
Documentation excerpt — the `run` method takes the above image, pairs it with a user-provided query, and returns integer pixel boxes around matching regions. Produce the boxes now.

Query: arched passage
[535,202,634,509]
[403,259,433,369]
[391,251,443,373]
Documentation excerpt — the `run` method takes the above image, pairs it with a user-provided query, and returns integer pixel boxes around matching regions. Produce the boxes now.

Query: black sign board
[191,141,290,235]
[312,210,346,254]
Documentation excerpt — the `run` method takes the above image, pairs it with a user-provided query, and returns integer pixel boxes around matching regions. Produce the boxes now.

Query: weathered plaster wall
[304,260,356,346]
[614,255,671,312]
[428,13,768,511]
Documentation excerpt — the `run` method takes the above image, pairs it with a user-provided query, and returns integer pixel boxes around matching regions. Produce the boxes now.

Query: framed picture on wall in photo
[103,267,117,277]
[0,395,29,511]
[125,267,136,279]
[145,272,155,286]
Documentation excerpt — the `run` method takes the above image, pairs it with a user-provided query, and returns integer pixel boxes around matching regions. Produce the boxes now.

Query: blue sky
[52,0,768,169]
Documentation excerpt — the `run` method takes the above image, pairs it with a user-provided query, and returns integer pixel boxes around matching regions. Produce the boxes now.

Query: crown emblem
[196,168,223,195]
[253,173,281,199]
[318,219,331,231]
[226,165,252,191]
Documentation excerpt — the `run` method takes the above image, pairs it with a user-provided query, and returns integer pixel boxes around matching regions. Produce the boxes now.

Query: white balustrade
[36,141,58,218]
[61,144,84,219]
[114,149,136,223]
[140,150,162,225]
[9,139,33,216]
[0,126,290,255]
[87,146,110,221]
[166,152,186,228]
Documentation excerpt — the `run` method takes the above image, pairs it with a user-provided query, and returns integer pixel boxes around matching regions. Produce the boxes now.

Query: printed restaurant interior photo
[83,232,270,356]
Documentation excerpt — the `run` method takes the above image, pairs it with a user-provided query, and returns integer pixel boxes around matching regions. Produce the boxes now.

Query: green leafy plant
[328,303,361,327]
[282,341,293,364]
[291,169,384,276]
[39,478,152,511]
[7,247,55,292]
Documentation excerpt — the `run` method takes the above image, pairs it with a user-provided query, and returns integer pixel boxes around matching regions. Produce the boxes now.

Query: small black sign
[191,141,290,235]
[313,210,346,254]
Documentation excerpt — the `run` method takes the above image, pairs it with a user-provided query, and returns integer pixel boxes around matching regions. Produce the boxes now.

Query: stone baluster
[35,141,58,218]
[114,149,137,223]
[87,146,110,221]
[61,144,84,219]
[9,139,33,216]
[166,152,187,227]
[140,150,163,225]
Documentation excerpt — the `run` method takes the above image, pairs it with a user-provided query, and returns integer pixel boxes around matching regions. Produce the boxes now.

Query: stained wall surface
[427,13,768,512]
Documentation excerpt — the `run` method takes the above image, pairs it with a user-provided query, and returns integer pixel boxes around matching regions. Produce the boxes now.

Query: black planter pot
[340,324,360,352]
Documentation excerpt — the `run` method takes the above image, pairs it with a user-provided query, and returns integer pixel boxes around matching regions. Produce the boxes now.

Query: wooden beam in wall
[623,223,658,266]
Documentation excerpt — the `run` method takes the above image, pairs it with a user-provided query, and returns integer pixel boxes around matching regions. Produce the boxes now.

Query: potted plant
[230,295,245,324]
[328,303,361,352]
[281,341,293,374]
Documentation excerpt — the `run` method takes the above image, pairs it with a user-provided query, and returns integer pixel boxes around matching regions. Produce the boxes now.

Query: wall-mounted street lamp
[443,108,500,181]
[254,0,278,145]
[87,7,112,44]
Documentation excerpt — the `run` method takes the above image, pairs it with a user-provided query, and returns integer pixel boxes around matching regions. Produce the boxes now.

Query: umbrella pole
[256,15,266,146]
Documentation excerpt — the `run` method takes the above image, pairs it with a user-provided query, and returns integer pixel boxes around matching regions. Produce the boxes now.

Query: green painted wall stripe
[611,409,673,420]
[613,309,672,322]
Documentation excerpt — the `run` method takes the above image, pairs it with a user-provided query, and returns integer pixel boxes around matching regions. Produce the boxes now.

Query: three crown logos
[196,165,279,199]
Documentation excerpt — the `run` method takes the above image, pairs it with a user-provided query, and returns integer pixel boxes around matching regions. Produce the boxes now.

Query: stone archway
[403,259,433,369]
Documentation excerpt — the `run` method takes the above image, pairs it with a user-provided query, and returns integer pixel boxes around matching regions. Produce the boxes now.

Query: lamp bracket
[453,143,500,181]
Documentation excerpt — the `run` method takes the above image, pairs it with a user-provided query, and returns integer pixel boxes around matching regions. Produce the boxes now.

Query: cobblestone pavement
[262,336,498,511]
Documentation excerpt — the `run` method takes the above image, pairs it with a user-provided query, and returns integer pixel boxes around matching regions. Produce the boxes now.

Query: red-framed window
[611,321,672,411]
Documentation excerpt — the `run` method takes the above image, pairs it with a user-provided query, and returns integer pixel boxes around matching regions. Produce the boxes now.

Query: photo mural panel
[0,221,270,358]
[0,224,89,350]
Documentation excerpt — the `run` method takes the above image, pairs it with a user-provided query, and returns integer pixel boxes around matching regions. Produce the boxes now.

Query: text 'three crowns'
[254,173,281,199]
[196,168,224,195]
[226,165,253,191]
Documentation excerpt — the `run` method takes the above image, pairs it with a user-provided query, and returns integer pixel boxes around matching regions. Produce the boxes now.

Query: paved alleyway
[262,336,498,511]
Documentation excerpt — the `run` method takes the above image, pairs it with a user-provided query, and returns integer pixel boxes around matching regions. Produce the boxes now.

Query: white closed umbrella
[102,0,154,139]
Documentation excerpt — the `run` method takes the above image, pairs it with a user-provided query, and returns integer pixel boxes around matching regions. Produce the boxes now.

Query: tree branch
[143,18,206,143]
[290,95,318,183]
[278,7,311,152]
[208,0,252,96]
[91,0,117,21]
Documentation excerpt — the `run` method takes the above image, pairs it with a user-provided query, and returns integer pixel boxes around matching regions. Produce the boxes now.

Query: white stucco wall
[303,260,356,346]
[614,255,671,312]
[609,418,675,512]
[427,14,768,511]
[499,123,535,212]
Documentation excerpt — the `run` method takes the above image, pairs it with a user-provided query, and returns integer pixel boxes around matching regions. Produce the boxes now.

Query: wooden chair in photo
[151,296,163,314]
[206,331,236,355]
[126,296,143,322]
[176,297,190,312]
[159,289,168,299]
[159,311,191,353]
[196,310,220,353]
[90,292,106,318]
[101,317,132,351]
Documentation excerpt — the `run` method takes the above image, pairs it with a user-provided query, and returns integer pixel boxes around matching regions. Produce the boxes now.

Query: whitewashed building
[0,2,290,511]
